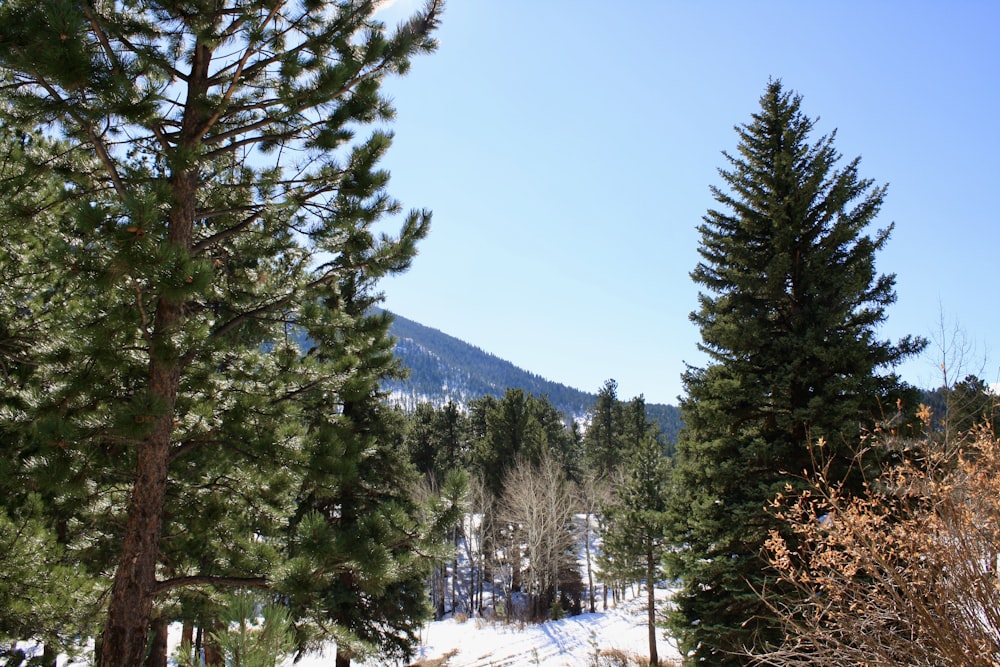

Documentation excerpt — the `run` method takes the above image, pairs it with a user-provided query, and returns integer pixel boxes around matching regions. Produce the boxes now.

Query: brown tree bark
[96,405,175,667]
[96,33,207,664]
[646,551,659,667]
[204,621,224,667]
[145,614,169,667]
[181,620,194,651]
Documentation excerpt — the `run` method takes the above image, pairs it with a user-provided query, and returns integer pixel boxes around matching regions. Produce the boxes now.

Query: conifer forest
[1,2,998,667]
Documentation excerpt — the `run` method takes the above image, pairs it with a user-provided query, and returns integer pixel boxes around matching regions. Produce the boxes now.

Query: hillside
[383,311,682,443]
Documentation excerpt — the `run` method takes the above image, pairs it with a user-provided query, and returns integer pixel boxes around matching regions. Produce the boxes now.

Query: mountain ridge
[382,310,682,443]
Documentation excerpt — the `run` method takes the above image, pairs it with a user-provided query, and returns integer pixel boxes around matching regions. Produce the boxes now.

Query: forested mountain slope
[383,310,683,443]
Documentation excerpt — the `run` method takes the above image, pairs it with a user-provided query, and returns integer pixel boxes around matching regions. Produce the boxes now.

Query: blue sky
[372,1,1000,406]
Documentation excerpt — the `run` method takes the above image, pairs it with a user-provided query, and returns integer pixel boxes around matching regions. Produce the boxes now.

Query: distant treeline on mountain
[382,310,683,443]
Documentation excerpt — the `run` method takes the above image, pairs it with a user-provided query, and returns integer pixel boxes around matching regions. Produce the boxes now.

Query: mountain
[382,310,682,443]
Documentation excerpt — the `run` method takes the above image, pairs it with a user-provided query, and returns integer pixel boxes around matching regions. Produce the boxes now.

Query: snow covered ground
[296,588,681,667]
[20,588,679,667]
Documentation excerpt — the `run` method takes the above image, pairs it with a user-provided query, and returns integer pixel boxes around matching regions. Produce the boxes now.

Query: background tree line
[397,380,672,664]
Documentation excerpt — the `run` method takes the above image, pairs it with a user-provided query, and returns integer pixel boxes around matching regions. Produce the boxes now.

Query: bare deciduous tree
[578,472,612,614]
[754,414,1000,667]
[500,450,579,621]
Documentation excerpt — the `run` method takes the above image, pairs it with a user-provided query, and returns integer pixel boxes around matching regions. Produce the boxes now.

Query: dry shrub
[756,417,1000,667]
[452,611,468,624]
[595,647,678,667]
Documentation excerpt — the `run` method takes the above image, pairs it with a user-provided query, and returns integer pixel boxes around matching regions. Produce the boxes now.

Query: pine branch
[153,575,269,595]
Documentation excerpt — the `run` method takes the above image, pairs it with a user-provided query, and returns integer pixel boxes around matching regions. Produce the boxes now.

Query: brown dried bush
[755,414,1000,666]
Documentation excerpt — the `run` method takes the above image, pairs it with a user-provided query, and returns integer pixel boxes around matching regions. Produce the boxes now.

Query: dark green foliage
[174,593,296,667]
[0,126,109,659]
[666,81,924,665]
[279,198,456,663]
[469,389,580,496]
[583,380,672,477]
[285,397,452,664]
[0,1,444,664]
[404,400,470,483]
[0,496,101,664]
[584,380,626,477]
[601,431,671,666]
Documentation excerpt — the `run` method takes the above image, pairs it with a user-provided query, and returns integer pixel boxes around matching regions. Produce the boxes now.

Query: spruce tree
[601,430,671,666]
[583,379,625,478]
[666,80,924,665]
[0,2,442,665]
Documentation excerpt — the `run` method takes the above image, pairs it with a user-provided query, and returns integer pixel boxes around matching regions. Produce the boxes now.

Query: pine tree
[404,400,470,484]
[474,390,579,493]
[0,2,442,665]
[601,431,671,666]
[584,379,625,477]
[283,234,459,665]
[666,80,924,665]
[0,125,111,662]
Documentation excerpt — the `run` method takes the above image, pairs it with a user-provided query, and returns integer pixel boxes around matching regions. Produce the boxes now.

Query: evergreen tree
[666,80,924,665]
[286,396,453,667]
[0,2,442,665]
[471,389,576,496]
[583,379,625,477]
[601,432,671,667]
[0,496,100,665]
[284,228,459,666]
[404,400,470,484]
[433,400,471,477]
[922,373,998,438]
[0,125,110,662]
[404,402,440,477]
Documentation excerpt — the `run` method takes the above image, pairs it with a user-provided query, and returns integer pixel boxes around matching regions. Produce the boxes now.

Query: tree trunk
[194,625,203,664]
[145,614,169,667]
[335,648,351,667]
[511,540,522,592]
[95,28,205,653]
[181,620,194,655]
[204,631,224,667]
[41,644,57,667]
[438,566,446,618]
[433,566,445,620]
[647,550,659,667]
[96,410,174,667]
[584,511,595,613]
[96,163,197,667]
[451,526,459,613]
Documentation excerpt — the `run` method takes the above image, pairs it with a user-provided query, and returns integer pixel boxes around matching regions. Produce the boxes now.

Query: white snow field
[296,588,680,667]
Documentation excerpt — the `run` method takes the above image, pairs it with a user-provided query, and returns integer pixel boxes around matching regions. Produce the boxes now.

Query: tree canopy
[0,1,443,664]
[666,80,924,665]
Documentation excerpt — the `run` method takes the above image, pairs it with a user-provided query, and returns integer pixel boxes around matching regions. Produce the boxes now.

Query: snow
[296,588,680,667]
[19,510,681,667]
[17,588,679,667]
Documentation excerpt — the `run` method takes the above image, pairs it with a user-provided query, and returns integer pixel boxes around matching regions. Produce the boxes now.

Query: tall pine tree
[666,80,924,665]
[583,379,625,478]
[601,428,671,666]
[0,2,442,665]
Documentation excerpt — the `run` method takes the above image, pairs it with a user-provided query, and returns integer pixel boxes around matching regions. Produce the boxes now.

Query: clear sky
[370,1,1000,406]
